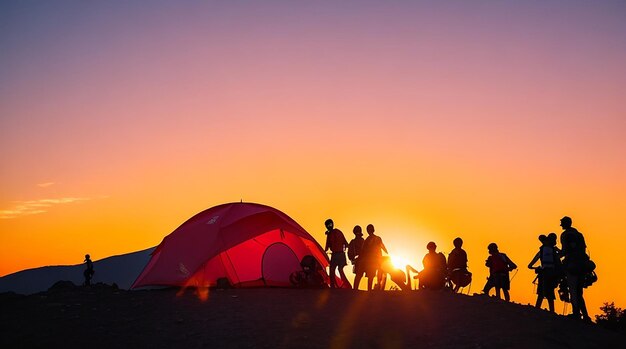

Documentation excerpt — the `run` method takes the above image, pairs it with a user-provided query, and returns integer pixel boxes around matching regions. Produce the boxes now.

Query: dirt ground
[1,283,623,349]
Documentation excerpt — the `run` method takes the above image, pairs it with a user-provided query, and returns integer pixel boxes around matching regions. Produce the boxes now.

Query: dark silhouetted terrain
[1,284,623,348]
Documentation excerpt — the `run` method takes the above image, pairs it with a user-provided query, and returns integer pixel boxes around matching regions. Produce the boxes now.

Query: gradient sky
[1,1,625,315]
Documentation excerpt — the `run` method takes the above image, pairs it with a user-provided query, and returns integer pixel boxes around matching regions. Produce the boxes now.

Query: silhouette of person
[547,232,563,273]
[324,219,351,289]
[528,234,559,312]
[419,242,447,290]
[485,243,517,301]
[362,224,388,291]
[447,237,470,292]
[559,216,591,322]
[348,225,366,290]
[83,254,94,286]
[379,256,411,291]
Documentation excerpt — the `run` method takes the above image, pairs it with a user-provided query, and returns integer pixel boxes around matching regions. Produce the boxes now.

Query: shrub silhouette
[595,302,626,334]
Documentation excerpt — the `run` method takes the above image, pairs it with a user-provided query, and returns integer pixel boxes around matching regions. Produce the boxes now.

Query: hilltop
[0,284,622,348]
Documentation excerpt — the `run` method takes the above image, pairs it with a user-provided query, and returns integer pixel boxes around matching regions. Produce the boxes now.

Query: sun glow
[389,255,411,270]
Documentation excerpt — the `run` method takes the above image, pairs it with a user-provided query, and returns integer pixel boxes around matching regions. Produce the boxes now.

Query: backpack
[490,253,508,273]
[539,246,556,268]
[347,239,363,261]
[583,270,598,288]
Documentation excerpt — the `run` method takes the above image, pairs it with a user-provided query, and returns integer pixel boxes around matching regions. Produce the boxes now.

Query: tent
[132,202,330,288]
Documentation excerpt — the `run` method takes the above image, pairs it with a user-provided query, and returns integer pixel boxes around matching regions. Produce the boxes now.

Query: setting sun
[389,255,411,271]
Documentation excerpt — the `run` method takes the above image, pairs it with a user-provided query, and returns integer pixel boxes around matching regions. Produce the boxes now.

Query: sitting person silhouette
[447,237,471,292]
[379,256,412,291]
[418,242,447,290]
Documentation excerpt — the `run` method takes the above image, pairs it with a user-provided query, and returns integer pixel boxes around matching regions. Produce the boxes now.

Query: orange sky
[1,1,625,316]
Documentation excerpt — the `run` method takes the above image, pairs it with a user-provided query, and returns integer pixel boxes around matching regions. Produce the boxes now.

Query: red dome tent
[132,202,330,289]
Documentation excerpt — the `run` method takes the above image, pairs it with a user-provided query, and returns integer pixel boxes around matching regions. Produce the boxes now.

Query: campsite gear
[132,202,330,288]
[509,269,519,282]
[558,278,570,302]
[449,268,472,288]
[582,270,598,288]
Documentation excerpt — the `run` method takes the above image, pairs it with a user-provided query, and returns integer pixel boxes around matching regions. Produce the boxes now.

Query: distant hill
[0,247,154,294]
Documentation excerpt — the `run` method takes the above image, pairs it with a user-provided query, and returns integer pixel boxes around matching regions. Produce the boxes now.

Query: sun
[389,254,411,270]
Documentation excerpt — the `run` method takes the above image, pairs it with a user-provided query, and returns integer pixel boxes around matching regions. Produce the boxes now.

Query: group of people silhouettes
[81,215,593,322]
[529,216,594,322]
[325,219,471,292]
[324,219,389,290]
[323,215,595,322]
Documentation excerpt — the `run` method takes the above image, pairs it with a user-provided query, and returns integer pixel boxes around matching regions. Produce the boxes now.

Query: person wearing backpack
[559,216,591,322]
[348,225,366,290]
[485,243,517,301]
[528,234,559,312]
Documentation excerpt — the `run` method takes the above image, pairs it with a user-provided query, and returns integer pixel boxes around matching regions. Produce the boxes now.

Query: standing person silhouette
[485,243,517,301]
[324,219,351,289]
[528,234,558,312]
[362,224,388,291]
[348,225,366,290]
[559,216,591,322]
[83,254,94,286]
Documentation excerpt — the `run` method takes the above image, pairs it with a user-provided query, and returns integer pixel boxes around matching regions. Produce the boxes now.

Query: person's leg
[367,275,374,291]
[566,273,581,317]
[483,276,493,294]
[329,262,338,288]
[378,270,387,290]
[578,283,590,321]
[535,295,543,308]
[548,298,555,313]
[338,266,351,289]
[495,287,502,299]
[503,289,510,302]
[354,273,362,290]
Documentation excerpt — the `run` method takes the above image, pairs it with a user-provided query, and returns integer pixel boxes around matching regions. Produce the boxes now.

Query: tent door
[261,242,300,287]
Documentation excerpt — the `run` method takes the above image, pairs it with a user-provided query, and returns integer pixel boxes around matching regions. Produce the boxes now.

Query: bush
[595,302,626,334]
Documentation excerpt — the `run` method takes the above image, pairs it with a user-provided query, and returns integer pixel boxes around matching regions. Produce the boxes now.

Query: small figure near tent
[485,243,517,301]
[447,237,472,292]
[362,224,388,291]
[528,234,559,312]
[559,216,592,322]
[418,242,447,290]
[324,219,351,289]
[83,254,94,286]
[348,225,366,290]
[290,255,327,288]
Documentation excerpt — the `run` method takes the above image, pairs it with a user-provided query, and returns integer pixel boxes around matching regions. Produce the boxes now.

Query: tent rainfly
[132,202,330,288]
